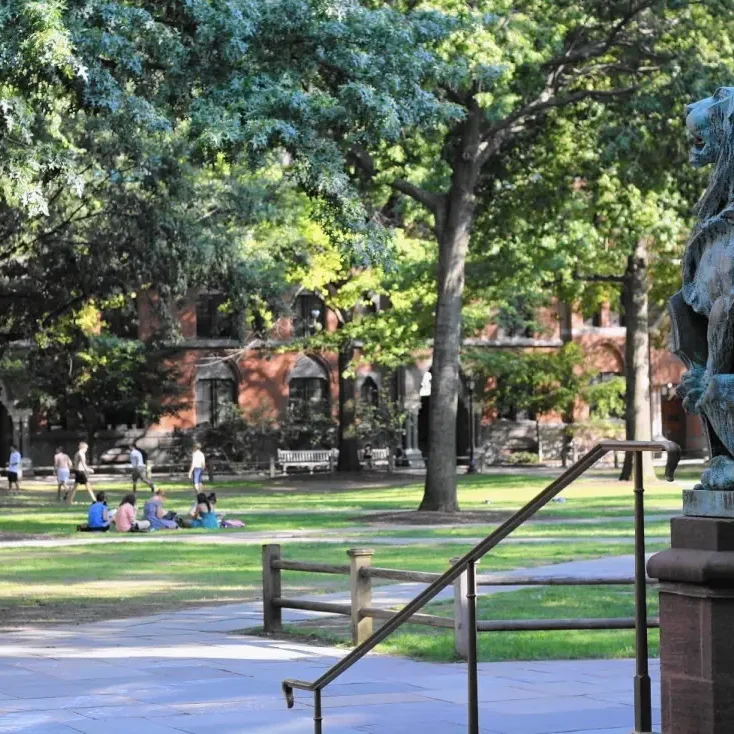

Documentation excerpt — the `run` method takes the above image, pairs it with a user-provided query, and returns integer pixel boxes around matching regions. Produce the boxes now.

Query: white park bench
[358,448,390,466]
[276,449,336,474]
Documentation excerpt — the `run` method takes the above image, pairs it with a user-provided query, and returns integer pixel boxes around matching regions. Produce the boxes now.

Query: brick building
[1,290,703,468]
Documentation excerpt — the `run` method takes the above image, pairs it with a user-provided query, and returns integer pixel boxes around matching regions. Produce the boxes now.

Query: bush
[500,451,540,465]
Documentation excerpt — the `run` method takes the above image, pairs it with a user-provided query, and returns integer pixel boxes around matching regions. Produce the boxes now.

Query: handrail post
[633,453,652,733]
[314,688,323,734]
[451,556,478,660]
[348,549,374,645]
[263,544,282,633]
[467,559,479,734]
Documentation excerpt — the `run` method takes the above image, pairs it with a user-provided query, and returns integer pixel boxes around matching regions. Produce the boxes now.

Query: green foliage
[198,404,279,468]
[468,343,589,420]
[355,382,407,461]
[586,377,627,420]
[13,326,186,453]
[279,402,338,450]
[501,451,540,466]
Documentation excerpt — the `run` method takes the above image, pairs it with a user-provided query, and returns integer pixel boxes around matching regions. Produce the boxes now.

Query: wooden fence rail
[261,544,658,659]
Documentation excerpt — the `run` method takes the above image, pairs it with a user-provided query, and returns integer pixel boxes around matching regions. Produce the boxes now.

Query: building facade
[5,290,703,468]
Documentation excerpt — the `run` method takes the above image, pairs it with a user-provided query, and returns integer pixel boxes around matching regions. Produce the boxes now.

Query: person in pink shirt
[113,494,150,532]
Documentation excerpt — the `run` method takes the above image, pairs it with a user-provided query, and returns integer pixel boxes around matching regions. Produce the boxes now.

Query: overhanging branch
[348,146,442,216]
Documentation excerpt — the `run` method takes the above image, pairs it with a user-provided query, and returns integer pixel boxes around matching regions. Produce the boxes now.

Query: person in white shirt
[188,443,206,493]
[129,443,155,493]
[7,445,21,492]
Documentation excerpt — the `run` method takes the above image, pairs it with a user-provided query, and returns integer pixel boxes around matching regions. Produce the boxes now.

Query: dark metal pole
[314,688,323,734]
[467,379,477,474]
[633,452,652,734]
[467,559,479,733]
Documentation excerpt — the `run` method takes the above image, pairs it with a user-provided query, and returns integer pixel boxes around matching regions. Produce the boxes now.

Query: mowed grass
[370,520,672,540]
[277,585,661,663]
[0,464,693,536]
[0,539,657,627]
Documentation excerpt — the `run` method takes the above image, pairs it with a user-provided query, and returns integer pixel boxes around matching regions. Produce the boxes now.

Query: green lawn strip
[367,521,671,540]
[0,470,686,538]
[0,508,358,536]
[0,541,646,626]
[272,585,661,663]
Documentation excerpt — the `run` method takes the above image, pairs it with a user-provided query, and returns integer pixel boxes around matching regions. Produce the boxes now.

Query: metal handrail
[282,439,680,733]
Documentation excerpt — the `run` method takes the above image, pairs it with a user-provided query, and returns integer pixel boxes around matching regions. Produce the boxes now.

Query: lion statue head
[687,86,734,220]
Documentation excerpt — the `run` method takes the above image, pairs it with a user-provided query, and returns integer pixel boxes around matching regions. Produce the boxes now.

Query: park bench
[276,449,336,474]
[358,447,390,467]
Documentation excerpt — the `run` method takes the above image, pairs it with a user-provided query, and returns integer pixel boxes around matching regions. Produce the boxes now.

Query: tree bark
[619,239,655,481]
[419,110,482,511]
[337,341,361,472]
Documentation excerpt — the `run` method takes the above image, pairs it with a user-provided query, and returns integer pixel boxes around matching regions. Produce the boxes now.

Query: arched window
[287,356,329,413]
[195,362,237,426]
[360,376,379,407]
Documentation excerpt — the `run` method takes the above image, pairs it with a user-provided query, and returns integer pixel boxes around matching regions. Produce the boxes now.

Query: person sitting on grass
[180,492,219,529]
[114,493,151,533]
[143,489,178,530]
[77,491,110,532]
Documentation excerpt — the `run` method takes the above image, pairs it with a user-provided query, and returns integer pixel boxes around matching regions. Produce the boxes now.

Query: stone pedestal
[648,515,734,733]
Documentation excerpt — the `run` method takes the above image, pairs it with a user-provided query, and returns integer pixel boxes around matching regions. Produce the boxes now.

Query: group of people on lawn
[7,440,232,533]
[49,441,215,533]
[81,488,219,533]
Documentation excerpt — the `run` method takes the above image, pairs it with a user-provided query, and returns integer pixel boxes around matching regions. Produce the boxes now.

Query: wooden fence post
[262,544,282,633]
[347,548,374,645]
[452,557,478,660]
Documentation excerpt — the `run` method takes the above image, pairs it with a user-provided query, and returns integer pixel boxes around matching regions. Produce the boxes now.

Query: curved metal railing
[282,439,680,733]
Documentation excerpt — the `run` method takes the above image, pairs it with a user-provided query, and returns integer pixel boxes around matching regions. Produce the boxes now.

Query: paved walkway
[0,555,659,733]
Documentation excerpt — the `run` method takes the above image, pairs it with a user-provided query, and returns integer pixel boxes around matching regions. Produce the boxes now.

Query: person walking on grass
[188,443,206,493]
[53,446,72,501]
[129,443,155,494]
[66,441,95,504]
[7,445,21,493]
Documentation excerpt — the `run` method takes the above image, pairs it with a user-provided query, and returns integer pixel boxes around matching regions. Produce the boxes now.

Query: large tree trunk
[337,341,361,472]
[619,239,655,481]
[419,117,481,511]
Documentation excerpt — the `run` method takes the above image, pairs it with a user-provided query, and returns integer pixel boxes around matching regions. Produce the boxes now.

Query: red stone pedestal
[648,516,734,733]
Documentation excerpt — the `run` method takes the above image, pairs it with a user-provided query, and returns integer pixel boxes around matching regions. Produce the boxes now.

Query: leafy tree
[16,325,186,461]
[468,343,589,422]
[199,404,279,469]
[355,382,408,472]
[294,1,722,509]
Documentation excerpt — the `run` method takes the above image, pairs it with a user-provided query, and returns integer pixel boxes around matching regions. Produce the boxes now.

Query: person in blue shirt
[77,491,110,532]
[7,445,21,493]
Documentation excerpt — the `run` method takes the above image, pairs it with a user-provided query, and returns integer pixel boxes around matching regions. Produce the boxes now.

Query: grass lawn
[0,466,690,536]
[273,584,660,663]
[0,539,658,627]
[0,465,683,663]
[370,520,671,540]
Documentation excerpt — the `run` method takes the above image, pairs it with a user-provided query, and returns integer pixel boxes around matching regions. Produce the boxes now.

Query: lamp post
[308,308,322,336]
[467,375,477,474]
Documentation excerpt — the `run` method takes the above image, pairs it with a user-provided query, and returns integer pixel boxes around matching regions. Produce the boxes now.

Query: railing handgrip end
[282,681,294,709]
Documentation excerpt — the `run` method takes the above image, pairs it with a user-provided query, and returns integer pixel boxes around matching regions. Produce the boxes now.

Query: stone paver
[0,555,660,734]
